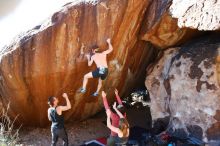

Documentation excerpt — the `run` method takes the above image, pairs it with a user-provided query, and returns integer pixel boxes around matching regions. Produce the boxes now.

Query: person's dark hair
[91,45,99,50]
[91,45,100,54]
[48,96,56,107]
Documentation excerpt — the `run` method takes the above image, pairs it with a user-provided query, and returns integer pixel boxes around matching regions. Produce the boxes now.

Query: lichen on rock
[146,35,220,141]
[170,0,220,30]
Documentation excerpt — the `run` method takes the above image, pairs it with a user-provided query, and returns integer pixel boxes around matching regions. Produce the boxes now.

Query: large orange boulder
[0,0,155,126]
[146,35,220,142]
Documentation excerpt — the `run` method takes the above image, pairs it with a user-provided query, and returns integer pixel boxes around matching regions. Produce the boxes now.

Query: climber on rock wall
[79,38,113,96]
[48,93,71,146]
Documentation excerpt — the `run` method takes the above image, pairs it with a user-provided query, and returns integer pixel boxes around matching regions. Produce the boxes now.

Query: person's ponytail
[48,96,55,107]
[119,119,129,137]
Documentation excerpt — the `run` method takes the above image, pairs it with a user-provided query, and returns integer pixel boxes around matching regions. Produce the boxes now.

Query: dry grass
[0,104,21,146]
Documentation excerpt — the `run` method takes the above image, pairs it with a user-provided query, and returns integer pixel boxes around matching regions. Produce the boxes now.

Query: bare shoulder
[56,106,61,110]
[48,107,52,112]
[91,54,96,59]
[100,52,107,56]
[92,54,99,59]
[56,106,62,115]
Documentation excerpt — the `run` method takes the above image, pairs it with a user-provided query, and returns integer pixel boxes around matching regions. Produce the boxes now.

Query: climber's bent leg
[80,72,93,93]
[92,78,102,96]
[91,67,108,96]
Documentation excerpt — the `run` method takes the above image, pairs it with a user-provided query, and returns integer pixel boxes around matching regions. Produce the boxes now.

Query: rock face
[145,35,220,141]
[170,0,220,30]
[0,0,156,126]
[140,0,198,49]
[0,2,219,143]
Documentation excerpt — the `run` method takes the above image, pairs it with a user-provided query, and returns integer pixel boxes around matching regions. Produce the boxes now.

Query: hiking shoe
[79,88,86,93]
[92,92,99,97]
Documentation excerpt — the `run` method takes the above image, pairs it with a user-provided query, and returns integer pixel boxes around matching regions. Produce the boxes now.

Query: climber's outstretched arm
[56,93,71,115]
[114,88,123,105]
[103,38,113,55]
[102,91,111,110]
[86,54,94,66]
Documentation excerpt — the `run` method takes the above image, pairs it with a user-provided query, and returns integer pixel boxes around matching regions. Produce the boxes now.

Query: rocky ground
[18,112,109,146]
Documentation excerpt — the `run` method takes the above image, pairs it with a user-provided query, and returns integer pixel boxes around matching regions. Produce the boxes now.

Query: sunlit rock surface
[146,35,220,141]
[170,0,220,30]
[0,0,156,126]
[140,0,198,49]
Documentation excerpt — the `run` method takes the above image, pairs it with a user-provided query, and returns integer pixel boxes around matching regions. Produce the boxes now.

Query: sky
[0,0,76,49]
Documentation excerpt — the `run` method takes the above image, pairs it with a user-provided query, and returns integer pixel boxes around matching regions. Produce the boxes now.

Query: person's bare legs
[83,72,93,88]
[96,78,102,92]
[80,72,93,93]
[92,78,102,96]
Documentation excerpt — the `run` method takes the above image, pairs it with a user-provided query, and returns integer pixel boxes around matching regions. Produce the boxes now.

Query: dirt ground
[18,112,109,146]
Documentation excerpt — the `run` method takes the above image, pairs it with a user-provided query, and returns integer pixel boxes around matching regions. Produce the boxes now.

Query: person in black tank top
[48,93,71,146]
[49,107,65,129]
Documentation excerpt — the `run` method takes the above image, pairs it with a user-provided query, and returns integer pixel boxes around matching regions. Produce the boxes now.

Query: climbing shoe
[92,92,99,97]
[79,88,86,93]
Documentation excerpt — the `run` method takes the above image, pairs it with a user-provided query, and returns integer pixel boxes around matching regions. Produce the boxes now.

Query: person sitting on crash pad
[79,38,113,96]
[106,102,130,146]
[48,93,71,146]
[102,90,127,145]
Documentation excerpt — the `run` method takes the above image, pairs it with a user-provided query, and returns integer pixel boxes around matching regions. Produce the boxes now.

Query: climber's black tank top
[49,107,64,129]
